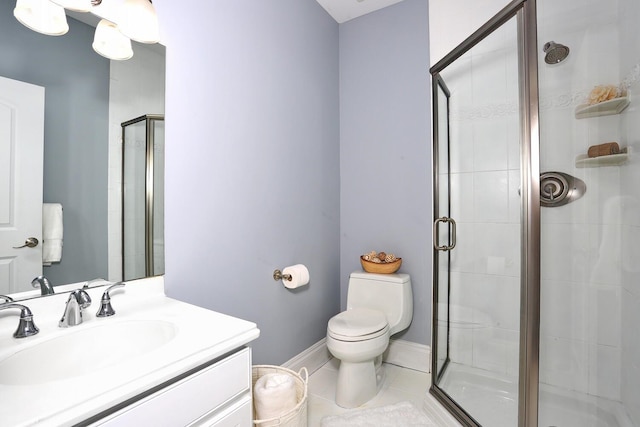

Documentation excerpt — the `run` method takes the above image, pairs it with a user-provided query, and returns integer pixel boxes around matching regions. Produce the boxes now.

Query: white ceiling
[316,0,406,23]
[70,1,404,27]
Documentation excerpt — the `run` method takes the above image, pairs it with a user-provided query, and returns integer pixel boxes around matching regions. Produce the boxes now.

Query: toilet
[326,271,413,408]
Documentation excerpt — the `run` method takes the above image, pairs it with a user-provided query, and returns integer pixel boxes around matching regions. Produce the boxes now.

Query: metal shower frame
[429,0,541,426]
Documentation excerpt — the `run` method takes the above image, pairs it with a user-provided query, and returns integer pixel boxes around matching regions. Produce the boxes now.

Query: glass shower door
[430,8,524,427]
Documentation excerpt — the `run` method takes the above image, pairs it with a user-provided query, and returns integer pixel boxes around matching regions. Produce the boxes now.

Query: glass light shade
[118,0,160,44]
[14,0,69,36]
[92,19,134,61]
[49,0,91,12]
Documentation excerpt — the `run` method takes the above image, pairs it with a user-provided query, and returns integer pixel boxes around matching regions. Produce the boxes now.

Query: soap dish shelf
[575,147,629,168]
[575,97,630,119]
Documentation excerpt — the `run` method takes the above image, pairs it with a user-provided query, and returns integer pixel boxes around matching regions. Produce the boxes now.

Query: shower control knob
[540,172,586,207]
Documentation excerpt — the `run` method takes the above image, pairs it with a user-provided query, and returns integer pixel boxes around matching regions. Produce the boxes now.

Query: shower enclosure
[121,114,165,280]
[430,0,639,426]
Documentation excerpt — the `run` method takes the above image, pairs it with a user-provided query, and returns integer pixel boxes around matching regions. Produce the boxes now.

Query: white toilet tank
[346,272,413,335]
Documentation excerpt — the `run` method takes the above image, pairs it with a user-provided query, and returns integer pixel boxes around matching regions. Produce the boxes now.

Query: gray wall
[0,4,109,285]
[158,0,431,363]
[339,0,431,345]
[160,0,341,364]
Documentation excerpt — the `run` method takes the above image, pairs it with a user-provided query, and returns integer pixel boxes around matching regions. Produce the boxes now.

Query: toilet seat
[328,308,389,342]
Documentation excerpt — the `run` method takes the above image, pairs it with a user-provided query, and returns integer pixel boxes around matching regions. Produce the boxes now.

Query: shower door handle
[433,217,456,251]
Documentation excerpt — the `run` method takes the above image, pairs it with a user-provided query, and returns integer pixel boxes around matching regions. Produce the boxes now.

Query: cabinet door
[94,348,251,426]
[190,394,252,427]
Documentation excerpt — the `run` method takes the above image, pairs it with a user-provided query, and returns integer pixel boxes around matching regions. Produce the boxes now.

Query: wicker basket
[252,365,308,427]
[360,256,402,274]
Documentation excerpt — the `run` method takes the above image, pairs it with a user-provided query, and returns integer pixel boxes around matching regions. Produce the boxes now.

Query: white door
[0,76,44,295]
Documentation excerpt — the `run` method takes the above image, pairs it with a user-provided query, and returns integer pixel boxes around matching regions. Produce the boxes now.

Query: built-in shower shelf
[574,97,630,119]
[575,148,629,168]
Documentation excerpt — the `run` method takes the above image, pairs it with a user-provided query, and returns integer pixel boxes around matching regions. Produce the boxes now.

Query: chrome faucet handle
[82,278,107,290]
[0,295,14,304]
[31,275,54,295]
[0,303,39,338]
[59,289,92,328]
[75,289,92,309]
[96,282,126,318]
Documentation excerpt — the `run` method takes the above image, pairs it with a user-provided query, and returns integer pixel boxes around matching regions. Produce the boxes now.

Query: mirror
[0,4,165,300]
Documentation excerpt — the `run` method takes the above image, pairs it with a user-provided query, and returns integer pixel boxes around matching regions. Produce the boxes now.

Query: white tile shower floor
[307,358,461,426]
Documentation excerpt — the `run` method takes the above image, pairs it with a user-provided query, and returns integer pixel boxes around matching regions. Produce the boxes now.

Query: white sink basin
[0,319,177,385]
[0,277,260,427]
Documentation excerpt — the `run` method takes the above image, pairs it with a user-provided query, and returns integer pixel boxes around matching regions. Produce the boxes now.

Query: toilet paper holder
[273,269,292,282]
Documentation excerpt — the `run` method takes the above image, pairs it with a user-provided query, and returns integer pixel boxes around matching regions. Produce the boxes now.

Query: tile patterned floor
[307,358,459,426]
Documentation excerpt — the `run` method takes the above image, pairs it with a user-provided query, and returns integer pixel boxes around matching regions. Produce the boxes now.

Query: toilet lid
[328,308,388,338]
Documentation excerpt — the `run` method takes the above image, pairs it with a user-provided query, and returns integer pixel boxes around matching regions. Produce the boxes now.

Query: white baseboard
[383,339,431,373]
[282,338,431,374]
[282,338,332,375]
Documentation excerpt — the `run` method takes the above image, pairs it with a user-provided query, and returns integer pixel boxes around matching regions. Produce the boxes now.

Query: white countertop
[0,277,260,427]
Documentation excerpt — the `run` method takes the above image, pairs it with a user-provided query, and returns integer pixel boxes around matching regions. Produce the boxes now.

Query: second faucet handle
[0,303,39,338]
[96,282,126,317]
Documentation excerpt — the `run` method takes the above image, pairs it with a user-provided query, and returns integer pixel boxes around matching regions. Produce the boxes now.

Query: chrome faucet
[59,289,92,327]
[0,295,13,304]
[0,303,39,338]
[96,282,126,317]
[31,275,54,295]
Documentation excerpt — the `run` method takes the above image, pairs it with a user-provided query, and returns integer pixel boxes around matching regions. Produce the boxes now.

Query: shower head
[543,41,570,64]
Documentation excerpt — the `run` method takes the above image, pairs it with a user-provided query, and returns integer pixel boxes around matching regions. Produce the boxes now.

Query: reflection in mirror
[0,4,165,300]
[122,115,165,280]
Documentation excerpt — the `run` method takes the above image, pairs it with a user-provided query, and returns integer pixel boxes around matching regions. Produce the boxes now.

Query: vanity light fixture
[13,0,160,61]
[92,18,133,60]
[118,0,159,44]
[50,0,92,12]
[13,0,69,36]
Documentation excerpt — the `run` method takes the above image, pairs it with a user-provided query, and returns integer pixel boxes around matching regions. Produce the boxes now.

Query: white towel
[42,203,63,265]
[254,373,297,425]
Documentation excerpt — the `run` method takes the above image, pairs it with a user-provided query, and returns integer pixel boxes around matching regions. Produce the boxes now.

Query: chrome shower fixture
[543,41,570,64]
[540,171,586,207]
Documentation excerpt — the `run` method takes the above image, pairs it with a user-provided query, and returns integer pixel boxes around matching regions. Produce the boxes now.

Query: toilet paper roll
[282,264,309,289]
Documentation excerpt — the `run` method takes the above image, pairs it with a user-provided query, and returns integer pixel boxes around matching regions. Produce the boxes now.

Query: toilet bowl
[327,308,390,408]
[326,272,412,408]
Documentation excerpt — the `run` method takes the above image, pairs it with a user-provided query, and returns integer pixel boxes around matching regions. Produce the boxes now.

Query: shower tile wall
[619,0,640,423]
[536,0,638,403]
[446,19,522,377]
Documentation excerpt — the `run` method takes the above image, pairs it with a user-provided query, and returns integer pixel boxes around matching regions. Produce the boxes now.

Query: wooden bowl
[360,256,402,274]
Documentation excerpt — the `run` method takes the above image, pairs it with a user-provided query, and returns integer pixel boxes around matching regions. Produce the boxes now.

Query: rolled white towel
[42,203,63,264]
[254,373,297,425]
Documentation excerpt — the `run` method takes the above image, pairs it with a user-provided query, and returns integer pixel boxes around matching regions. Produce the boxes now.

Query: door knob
[13,237,39,249]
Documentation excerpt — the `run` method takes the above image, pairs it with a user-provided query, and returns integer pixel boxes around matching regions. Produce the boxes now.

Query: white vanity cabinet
[1,278,261,427]
[91,347,253,427]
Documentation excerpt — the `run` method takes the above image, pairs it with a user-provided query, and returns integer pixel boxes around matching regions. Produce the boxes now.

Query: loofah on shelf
[587,84,620,105]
